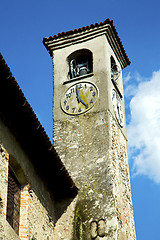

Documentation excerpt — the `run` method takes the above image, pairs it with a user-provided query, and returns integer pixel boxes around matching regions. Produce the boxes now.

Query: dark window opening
[6,166,21,235]
[110,56,121,82]
[68,49,93,79]
[111,56,117,79]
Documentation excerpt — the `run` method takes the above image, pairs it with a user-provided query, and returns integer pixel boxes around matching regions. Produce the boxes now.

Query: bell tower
[43,19,136,240]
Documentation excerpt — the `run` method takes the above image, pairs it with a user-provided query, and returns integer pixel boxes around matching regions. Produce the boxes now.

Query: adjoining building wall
[0,118,55,240]
[0,51,78,240]
[52,196,78,239]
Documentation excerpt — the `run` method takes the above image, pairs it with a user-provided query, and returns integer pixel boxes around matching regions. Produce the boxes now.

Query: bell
[79,66,88,76]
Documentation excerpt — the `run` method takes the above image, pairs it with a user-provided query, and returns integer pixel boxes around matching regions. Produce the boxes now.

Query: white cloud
[123,71,149,98]
[124,72,131,84]
[127,70,160,183]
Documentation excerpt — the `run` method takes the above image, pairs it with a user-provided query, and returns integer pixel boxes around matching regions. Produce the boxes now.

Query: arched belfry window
[68,49,93,79]
[110,56,121,82]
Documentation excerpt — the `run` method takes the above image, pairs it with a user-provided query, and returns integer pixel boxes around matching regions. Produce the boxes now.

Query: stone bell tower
[43,19,136,240]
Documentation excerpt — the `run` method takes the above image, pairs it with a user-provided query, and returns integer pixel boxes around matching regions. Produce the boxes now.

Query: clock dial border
[61,81,99,115]
[111,88,124,127]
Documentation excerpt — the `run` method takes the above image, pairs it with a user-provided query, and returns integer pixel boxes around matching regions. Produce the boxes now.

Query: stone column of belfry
[43,19,136,240]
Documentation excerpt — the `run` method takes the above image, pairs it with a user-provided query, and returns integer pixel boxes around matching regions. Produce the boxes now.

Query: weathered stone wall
[109,111,136,240]
[0,119,56,240]
[0,143,21,240]
[0,144,9,218]
[53,110,135,239]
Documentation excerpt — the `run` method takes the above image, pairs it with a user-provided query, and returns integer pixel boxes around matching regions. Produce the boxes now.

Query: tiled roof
[43,19,130,65]
[0,53,78,200]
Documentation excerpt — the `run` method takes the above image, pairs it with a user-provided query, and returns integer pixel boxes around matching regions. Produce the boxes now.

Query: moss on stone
[74,208,83,240]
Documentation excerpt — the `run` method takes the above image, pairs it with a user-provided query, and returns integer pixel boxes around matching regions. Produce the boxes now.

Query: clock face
[61,81,98,115]
[112,89,124,127]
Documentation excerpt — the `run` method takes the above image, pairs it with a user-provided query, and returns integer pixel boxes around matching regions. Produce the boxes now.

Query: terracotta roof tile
[43,18,131,65]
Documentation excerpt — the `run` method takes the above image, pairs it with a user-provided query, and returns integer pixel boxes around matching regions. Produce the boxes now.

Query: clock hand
[76,84,81,103]
[76,85,88,108]
[117,102,120,115]
[79,98,88,108]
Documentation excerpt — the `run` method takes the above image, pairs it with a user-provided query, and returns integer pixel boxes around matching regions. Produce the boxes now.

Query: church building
[0,19,136,239]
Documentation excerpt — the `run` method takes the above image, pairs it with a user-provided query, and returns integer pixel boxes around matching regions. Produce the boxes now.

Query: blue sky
[1,0,160,239]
